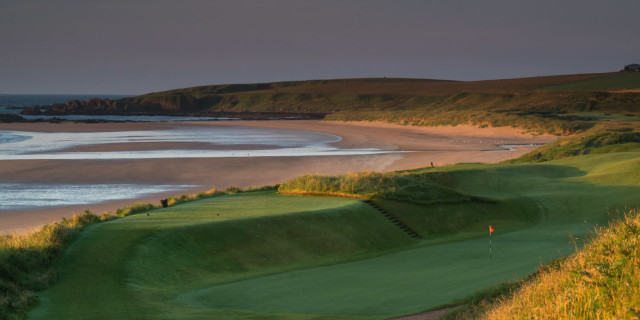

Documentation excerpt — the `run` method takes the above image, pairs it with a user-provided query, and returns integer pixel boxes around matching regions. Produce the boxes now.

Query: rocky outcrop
[0,113,26,122]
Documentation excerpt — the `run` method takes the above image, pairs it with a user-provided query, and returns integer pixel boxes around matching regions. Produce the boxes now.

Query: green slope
[538,72,640,91]
[479,208,640,319]
[27,152,640,319]
[28,193,415,320]
[180,153,639,318]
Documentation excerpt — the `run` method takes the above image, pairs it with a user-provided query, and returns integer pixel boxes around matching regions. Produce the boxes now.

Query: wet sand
[0,120,556,233]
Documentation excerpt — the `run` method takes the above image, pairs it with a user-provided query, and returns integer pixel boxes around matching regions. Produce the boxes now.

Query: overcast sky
[1,0,639,94]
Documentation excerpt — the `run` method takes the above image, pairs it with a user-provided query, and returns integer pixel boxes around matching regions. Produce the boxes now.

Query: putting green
[28,152,640,319]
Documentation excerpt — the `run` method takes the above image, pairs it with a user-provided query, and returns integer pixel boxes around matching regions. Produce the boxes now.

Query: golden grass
[278,171,472,205]
[0,211,115,318]
[476,208,640,319]
[509,122,640,163]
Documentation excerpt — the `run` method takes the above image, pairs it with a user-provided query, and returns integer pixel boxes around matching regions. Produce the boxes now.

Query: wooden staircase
[363,200,422,239]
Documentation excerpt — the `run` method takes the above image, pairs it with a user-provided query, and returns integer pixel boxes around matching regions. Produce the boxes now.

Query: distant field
[146,73,612,97]
[28,151,640,319]
[538,72,640,91]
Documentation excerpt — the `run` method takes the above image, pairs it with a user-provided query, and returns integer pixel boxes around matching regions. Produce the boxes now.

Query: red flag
[489,225,494,233]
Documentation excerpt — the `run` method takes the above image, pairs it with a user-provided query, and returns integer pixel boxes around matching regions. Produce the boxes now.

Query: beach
[0,120,556,233]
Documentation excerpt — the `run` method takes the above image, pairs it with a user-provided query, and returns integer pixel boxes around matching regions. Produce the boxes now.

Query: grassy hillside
[0,213,108,320]
[278,171,476,204]
[32,72,640,134]
[21,150,640,319]
[27,193,418,320]
[538,71,640,91]
[509,122,640,163]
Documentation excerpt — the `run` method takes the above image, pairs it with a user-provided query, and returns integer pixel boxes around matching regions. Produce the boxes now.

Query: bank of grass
[509,122,640,163]
[538,71,640,91]
[324,96,597,135]
[0,212,112,320]
[0,185,262,320]
[373,197,539,240]
[445,208,640,320]
[278,171,475,205]
[278,171,540,240]
[28,192,416,320]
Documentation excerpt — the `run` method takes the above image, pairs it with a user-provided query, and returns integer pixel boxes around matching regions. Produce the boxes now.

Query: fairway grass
[28,152,640,319]
[28,193,416,320]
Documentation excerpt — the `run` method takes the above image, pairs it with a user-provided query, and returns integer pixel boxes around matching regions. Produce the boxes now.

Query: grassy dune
[20,150,640,319]
[41,72,640,134]
[509,122,640,163]
[539,71,640,91]
[278,171,475,205]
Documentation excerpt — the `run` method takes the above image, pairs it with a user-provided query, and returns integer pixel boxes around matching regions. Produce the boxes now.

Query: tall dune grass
[278,171,477,205]
[0,211,114,319]
[510,122,640,163]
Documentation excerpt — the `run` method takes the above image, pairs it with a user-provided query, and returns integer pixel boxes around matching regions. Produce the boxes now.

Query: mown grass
[277,170,540,240]
[28,192,415,320]
[373,197,539,240]
[0,186,259,320]
[20,151,640,319]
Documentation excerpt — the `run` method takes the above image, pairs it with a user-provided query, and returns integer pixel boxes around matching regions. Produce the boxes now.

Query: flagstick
[489,231,492,259]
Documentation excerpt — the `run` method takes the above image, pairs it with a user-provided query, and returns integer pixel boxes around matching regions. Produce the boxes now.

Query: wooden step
[363,200,422,239]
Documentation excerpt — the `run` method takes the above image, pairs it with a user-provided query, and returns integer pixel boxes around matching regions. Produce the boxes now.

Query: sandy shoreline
[0,120,556,233]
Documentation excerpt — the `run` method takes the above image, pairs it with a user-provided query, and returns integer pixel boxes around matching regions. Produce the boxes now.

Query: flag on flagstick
[489,225,494,259]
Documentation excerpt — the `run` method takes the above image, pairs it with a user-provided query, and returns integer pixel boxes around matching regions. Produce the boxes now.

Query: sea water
[0,183,194,211]
[0,124,395,212]
[0,125,391,211]
[0,125,393,160]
